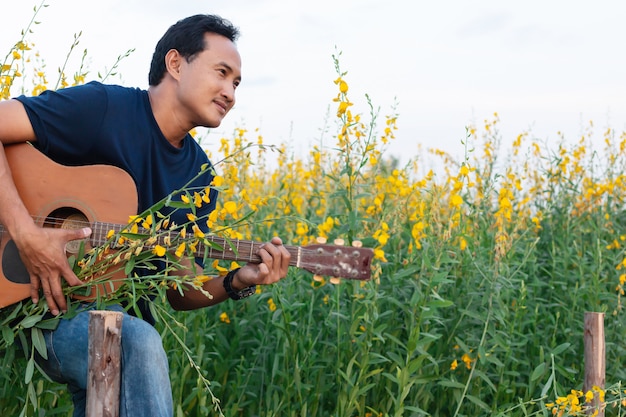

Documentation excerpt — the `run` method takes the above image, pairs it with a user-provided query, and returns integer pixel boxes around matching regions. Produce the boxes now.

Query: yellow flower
[295,222,309,236]
[450,194,463,208]
[268,298,277,312]
[373,223,390,246]
[193,275,211,287]
[181,194,190,204]
[212,260,228,274]
[192,224,205,238]
[223,201,237,214]
[374,248,387,262]
[193,192,202,208]
[337,101,353,117]
[461,353,473,369]
[219,312,230,324]
[152,245,166,257]
[317,216,335,237]
[450,359,458,370]
[142,214,153,229]
[175,242,186,258]
[211,176,224,187]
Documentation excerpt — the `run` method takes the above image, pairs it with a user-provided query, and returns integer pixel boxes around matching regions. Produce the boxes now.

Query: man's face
[177,33,242,128]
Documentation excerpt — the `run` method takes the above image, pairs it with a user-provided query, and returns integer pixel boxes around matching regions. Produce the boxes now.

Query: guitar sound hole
[45,208,90,254]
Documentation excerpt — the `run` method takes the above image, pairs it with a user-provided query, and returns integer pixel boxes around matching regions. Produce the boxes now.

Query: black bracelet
[223,268,256,300]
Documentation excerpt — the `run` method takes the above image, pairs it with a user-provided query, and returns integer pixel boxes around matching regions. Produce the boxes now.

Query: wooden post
[583,312,605,417]
[86,311,123,417]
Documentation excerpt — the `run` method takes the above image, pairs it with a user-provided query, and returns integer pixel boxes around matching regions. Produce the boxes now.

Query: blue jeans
[37,305,173,417]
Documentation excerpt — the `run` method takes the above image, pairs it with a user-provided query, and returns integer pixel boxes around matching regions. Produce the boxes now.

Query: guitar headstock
[300,238,373,281]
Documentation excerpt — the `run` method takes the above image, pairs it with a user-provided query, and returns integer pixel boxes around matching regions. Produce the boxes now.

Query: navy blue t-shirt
[16,81,218,320]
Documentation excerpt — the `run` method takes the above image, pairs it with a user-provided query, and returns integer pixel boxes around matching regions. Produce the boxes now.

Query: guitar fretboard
[88,221,304,268]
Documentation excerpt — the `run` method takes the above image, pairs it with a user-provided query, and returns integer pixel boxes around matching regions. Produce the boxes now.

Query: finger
[38,275,61,315]
[59,263,84,286]
[257,262,270,276]
[30,273,41,304]
[258,243,276,268]
[266,238,290,274]
[278,244,291,272]
[49,275,68,313]
[65,227,92,241]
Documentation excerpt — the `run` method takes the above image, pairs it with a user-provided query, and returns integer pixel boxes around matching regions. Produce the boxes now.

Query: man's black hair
[148,14,240,86]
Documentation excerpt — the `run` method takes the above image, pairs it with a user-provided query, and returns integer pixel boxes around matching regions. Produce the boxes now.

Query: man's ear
[164,49,182,80]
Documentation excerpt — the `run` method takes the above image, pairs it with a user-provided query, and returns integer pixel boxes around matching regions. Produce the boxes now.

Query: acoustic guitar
[0,143,373,309]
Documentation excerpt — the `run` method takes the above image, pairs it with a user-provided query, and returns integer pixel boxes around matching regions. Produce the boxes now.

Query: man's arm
[167,236,291,310]
[0,99,90,315]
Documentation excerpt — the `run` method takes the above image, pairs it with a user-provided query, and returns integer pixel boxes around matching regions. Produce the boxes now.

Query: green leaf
[24,357,35,384]
[551,342,571,356]
[541,371,555,397]
[124,256,136,275]
[466,393,490,411]
[30,327,47,360]
[530,362,547,382]
[27,380,37,410]
[19,314,43,329]
[438,380,465,389]
[2,325,14,346]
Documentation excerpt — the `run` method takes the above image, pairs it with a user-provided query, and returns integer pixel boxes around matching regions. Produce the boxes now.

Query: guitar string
[1,215,369,260]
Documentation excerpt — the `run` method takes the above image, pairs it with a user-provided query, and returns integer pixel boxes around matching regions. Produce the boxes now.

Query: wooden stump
[86,311,123,417]
[584,312,605,417]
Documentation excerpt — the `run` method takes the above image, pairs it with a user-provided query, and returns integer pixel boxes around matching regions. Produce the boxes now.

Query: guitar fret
[296,246,301,268]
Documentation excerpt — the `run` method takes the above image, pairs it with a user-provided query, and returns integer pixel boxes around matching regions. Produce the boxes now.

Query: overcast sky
[4,0,626,170]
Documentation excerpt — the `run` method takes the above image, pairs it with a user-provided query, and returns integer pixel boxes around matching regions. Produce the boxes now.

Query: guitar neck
[90,221,296,262]
[88,221,372,280]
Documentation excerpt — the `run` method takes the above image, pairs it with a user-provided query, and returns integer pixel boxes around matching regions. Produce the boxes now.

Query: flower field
[3,5,626,417]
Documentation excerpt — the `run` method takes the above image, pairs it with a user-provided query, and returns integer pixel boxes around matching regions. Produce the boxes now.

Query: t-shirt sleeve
[15,82,107,163]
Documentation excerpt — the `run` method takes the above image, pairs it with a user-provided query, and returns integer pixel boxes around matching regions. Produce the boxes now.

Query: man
[0,14,290,416]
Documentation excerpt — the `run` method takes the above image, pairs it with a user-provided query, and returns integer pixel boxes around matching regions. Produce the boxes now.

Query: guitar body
[0,143,138,308]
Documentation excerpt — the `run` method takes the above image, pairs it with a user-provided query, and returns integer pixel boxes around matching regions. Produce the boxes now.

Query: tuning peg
[330,277,341,285]
[334,238,345,246]
[313,274,324,282]
[352,240,363,248]
[316,236,327,244]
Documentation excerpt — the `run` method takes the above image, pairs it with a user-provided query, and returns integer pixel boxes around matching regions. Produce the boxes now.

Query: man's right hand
[13,223,91,315]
